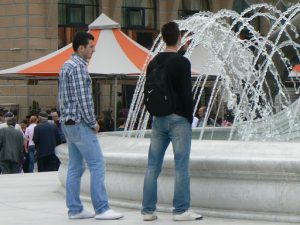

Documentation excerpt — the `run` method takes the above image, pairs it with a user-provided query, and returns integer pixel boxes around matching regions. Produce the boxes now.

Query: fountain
[56,4,300,223]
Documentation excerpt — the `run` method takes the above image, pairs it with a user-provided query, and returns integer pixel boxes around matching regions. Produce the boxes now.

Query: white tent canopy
[0,13,150,78]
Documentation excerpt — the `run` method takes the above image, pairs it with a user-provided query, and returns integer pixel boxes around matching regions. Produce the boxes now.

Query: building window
[66,4,85,25]
[232,0,250,14]
[58,0,99,48]
[125,8,145,28]
[121,0,157,49]
[178,0,210,18]
[122,0,156,30]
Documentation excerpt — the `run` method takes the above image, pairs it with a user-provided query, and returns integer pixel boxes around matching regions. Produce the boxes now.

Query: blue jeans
[27,145,35,173]
[142,114,192,214]
[61,122,109,216]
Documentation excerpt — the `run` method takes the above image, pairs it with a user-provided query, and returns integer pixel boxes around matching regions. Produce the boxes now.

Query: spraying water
[124,3,300,141]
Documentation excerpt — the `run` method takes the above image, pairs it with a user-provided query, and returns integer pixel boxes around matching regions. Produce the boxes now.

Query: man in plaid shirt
[59,31,123,220]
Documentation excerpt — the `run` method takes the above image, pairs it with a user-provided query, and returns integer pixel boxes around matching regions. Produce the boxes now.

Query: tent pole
[114,75,117,131]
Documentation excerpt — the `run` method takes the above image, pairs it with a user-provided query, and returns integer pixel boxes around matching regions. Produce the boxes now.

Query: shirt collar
[71,54,88,66]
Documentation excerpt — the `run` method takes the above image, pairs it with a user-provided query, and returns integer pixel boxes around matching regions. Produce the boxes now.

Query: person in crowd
[142,21,202,221]
[101,110,115,132]
[46,109,52,122]
[193,106,219,127]
[96,116,106,132]
[0,108,5,173]
[116,117,126,131]
[20,120,28,133]
[58,31,123,220]
[0,111,4,124]
[20,119,29,173]
[0,112,22,132]
[221,106,234,127]
[33,112,61,172]
[0,116,24,174]
[25,115,38,173]
[51,111,66,143]
[0,111,3,174]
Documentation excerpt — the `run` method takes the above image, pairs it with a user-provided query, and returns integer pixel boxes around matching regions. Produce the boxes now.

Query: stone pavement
[0,172,294,225]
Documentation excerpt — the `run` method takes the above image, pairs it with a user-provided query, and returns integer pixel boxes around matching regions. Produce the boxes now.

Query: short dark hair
[161,21,180,46]
[72,31,94,51]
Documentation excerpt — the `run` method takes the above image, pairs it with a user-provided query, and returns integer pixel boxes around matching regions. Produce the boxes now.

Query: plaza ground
[0,172,294,225]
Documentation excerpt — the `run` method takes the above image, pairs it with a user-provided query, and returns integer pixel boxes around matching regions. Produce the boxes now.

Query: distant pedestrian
[20,119,29,173]
[0,111,4,124]
[116,117,125,131]
[0,116,24,174]
[24,115,38,172]
[50,111,66,143]
[0,112,22,132]
[33,112,61,172]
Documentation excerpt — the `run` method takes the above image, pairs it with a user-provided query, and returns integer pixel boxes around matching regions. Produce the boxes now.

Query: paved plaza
[0,172,295,225]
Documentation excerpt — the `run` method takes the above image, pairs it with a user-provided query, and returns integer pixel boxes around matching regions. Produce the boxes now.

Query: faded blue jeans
[142,114,192,214]
[61,122,109,216]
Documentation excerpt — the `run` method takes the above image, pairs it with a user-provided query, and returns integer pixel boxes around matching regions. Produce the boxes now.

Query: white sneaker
[95,209,124,220]
[143,212,158,221]
[173,210,203,221]
[69,209,94,219]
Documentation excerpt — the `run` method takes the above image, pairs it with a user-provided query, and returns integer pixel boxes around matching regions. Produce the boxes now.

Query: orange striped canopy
[0,14,150,78]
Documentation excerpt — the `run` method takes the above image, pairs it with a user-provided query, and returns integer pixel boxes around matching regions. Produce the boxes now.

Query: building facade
[0,0,297,120]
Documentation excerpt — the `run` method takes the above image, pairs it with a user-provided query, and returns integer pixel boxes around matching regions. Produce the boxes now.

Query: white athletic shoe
[95,209,124,220]
[143,212,158,221]
[68,209,94,219]
[173,210,203,221]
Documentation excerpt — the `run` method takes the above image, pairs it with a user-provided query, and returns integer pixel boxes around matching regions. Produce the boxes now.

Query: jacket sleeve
[18,133,24,161]
[33,127,39,147]
[55,126,61,145]
[179,58,193,124]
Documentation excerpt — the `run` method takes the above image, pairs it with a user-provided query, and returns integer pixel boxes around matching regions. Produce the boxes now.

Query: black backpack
[144,56,176,116]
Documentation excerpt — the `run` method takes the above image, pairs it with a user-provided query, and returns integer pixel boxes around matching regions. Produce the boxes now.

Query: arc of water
[124,4,300,141]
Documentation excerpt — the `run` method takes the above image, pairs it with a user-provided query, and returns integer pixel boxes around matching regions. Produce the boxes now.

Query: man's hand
[94,123,100,133]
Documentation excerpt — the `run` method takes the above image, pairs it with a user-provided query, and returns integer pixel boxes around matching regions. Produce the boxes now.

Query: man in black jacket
[142,22,202,221]
[0,116,24,174]
[33,111,60,172]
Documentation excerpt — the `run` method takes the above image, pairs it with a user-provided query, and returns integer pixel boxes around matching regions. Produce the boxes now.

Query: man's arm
[24,128,29,152]
[72,65,97,129]
[33,127,39,147]
[179,58,193,123]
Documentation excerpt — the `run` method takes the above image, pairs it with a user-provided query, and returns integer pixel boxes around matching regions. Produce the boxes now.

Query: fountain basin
[56,132,300,223]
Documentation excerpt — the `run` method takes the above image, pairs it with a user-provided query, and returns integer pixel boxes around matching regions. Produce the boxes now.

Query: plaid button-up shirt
[58,54,97,129]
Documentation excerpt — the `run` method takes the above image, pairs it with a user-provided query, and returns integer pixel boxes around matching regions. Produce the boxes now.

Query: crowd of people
[0,107,128,175]
[0,109,63,174]
[192,106,235,128]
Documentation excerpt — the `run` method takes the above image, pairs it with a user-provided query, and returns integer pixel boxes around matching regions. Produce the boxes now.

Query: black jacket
[33,121,60,157]
[146,52,193,123]
[0,127,24,163]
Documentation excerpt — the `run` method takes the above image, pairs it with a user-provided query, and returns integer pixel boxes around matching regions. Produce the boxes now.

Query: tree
[28,100,40,116]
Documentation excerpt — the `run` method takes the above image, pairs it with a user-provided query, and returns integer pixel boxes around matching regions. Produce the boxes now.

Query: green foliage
[28,100,40,116]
